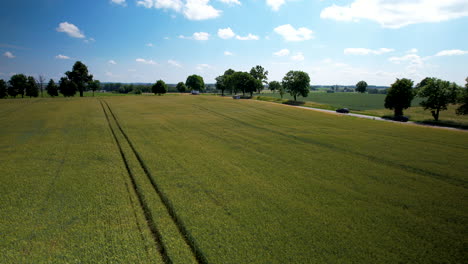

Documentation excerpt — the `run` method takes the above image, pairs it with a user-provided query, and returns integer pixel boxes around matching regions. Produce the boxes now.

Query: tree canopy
[0,80,7,99]
[46,79,59,97]
[384,78,414,117]
[282,71,310,101]
[152,80,167,95]
[356,80,367,93]
[250,65,268,93]
[65,61,93,97]
[88,80,100,97]
[8,74,27,98]
[176,82,187,93]
[268,81,282,94]
[418,77,460,121]
[185,75,205,92]
[229,71,261,97]
[25,76,39,98]
[59,77,77,97]
[456,77,468,115]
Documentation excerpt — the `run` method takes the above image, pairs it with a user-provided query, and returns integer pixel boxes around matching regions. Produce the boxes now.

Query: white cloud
[55,54,70,60]
[184,0,221,20]
[435,49,468,56]
[3,51,15,58]
[267,0,285,11]
[168,60,182,67]
[218,27,235,39]
[389,54,424,66]
[196,63,211,72]
[193,32,210,40]
[344,48,394,55]
[56,22,85,38]
[137,0,220,20]
[274,24,313,42]
[146,43,154,47]
[236,33,259,40]
[320,0,468,29]
[274,49,290,57]
[291,52,304,61]
[108,60,117,65]
[224,51,233,56]
[218,0,240,5]
[111,0,126,6]
[136,58,157,64]
[407,48,418,54]
[84,37,95,44]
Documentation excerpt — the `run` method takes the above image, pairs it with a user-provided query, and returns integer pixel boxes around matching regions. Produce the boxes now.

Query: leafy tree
[415,77,431,94]
[456,77,468,115]
[269,81,281,94]
[249,65,268,93]
[229,71,261,97]
[356,80,368,93]
[46,79,59,97]
[418,77,460,121]
[185,74,205,92]
[176,82,187,93]
[282,71,310,101]
[65,61,93,97]
[152,80,167,95]
[278,84,286,99]
[38,75,45,97]
[88,80,100,97]
[25,76,39,98]
[223,69,236,94]
[215,75,227,96]
[0,79,7,98]
[8,74,27,98]
[59,77,77,97]
[384,78,414,117]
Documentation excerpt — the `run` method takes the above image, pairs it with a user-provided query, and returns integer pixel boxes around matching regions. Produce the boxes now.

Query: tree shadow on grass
[283,100,305,106]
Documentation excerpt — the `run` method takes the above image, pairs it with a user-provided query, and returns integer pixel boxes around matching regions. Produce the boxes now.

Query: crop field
[1,95,467,263]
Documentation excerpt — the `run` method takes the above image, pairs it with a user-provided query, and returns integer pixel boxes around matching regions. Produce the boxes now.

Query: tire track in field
[99,100,171,264]
[102,100,208,264]
[193,104,467,188]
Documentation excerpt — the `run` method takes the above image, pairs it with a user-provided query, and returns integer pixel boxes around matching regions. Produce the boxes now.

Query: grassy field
[260,92,468,127]
[1,95,467,263]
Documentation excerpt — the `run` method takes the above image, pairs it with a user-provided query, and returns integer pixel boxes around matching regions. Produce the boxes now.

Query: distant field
[1,96,467,263]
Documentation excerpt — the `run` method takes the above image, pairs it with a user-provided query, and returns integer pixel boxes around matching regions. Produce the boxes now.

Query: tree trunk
[431,109,440,121]
[222,89,224,96]
[250,91,253,97]
[80,90,84,97]
[93,90,95,97]
[394,108,403,117]
[294,95,297,101]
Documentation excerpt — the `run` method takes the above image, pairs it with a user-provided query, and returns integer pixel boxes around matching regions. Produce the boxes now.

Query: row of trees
[384,77,468,121]
[150,74,206,95]
[0,61,100,99]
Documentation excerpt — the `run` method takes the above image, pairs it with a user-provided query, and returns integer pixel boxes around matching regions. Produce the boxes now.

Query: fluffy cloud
[138,0,221,20]
[218,0,240,5]
[389,54,423,66]
[196,63,211,72]
[435,49,468,56]
[111,0,126,6]
[273,49,290,57]
[267,0,285,11]
[3,51,15,58]
[146,43,154,47]
[344,48,394,55]
[320,0,468,29]
[193,32,210,40]
[56,22,85,38]
[224,51,234,56]
[291,52,304,61]
[168,60,182,67]
[218,27,235,39]
[236,34,259,40]
[274,24,313,42]
[136,58,157,64]
[55,54,70,60]
[137,0,183,10]
[108,60,117,64]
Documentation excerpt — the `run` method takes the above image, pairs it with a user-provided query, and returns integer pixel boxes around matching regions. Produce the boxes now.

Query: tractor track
[100,99,208,264]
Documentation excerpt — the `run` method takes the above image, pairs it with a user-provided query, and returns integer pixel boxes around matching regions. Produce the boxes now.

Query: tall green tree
[223,69,236,94]
[185,75,205,92]
[456,77,468,115]
[88,80,100,97]
[356,80,368,93]
[249,65,268,93]
[385,78,414,117]
[215,75,227,96]
[152,80,167,95]
[25,76,39,98]
[46,79,59,97]
[0,80,7,99]
[8,74,27,98]
[282,71,310,101]
[176,82,187,93]
[59,77,77,97]
[418,77,460,121]
[230,72,261,97]
[65,61,93,97]
[269,80,281,93]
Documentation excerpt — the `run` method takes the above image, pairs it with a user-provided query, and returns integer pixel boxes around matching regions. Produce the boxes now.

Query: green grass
[1,96,467,263]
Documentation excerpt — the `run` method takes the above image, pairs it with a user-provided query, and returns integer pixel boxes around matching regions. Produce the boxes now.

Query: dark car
[336,108,349,113]
[393,115,409,122]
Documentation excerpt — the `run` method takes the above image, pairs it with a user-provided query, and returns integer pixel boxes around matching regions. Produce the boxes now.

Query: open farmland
[1,95,467,263]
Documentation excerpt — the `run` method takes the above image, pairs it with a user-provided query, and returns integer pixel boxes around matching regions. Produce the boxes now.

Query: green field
[1,95,467,263]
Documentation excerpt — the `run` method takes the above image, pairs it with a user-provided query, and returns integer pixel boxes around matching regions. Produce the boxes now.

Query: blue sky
[0,0,467,86]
